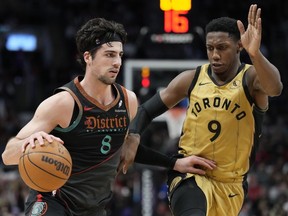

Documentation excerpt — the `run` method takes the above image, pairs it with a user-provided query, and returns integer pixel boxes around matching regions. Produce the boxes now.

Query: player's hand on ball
[19,139,72,192]
[174,155,216,175]
[22,131,64,153]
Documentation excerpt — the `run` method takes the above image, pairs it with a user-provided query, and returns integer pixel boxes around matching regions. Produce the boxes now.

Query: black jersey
[49,76,130,215]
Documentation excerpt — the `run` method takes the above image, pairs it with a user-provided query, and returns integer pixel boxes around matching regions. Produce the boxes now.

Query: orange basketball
[18,139,72,192]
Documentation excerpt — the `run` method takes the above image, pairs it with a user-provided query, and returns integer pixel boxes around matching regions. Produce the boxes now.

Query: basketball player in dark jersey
[120,4,283,216]
[2,17,135,216]
[2,18,213,216]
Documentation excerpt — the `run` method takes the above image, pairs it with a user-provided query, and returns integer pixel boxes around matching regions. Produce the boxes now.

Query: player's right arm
[129,69,196,136]
[2,91,74,165]
[159,69,196,108]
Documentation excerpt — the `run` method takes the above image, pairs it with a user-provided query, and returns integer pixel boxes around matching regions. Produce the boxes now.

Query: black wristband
[129,92,169,135]
[128,106,150,134]
[135,144,176,169]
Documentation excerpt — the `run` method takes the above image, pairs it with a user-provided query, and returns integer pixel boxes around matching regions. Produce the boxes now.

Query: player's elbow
[1,151,15,165]
[2,152,9,165]
[275,82,283,96]
[268,82,283,97]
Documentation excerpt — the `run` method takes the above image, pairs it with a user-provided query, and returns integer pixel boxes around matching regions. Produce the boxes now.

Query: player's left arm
[237,4,283,100]
[126,89,139,121]
[118,89,140,174]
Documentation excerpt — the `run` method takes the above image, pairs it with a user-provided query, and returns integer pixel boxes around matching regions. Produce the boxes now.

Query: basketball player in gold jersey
[119,4,283,216]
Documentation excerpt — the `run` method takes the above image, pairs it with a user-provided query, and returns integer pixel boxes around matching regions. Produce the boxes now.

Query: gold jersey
[178,63,265,183]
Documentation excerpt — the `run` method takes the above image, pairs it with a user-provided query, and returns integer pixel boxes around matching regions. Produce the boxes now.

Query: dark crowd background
[0,0,287,215]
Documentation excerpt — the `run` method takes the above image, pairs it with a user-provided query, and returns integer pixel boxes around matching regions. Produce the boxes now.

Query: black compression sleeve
[129,92,169,135]
[134,144,177,169]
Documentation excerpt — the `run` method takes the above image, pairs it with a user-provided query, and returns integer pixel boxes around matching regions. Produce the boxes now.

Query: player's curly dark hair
[75,18,127,70]
[205,17,240,41]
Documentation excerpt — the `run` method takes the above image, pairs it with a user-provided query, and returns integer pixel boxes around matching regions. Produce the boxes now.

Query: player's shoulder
[243,63,254,71]
[182,69,197,74]
[31,91,75,130]
[165,69,197,96]
[119,86,138,119]
[124,88,138,103]
[39,91,74,111]
[51,91,74,103]
[242,63,256,82]
[176,68,197,82]
[116,83,137,99]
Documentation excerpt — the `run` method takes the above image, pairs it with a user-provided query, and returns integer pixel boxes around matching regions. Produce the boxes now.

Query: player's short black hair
[75,18,127,69]
[205,17,240,41]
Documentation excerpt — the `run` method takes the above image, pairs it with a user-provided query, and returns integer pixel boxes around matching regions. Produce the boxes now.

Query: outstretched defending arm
[118,92,216,174]
[118,69,216,174]
[118,92,169,174]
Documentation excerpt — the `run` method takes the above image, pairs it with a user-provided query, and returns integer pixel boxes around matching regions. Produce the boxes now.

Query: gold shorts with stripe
[168,173,245,216]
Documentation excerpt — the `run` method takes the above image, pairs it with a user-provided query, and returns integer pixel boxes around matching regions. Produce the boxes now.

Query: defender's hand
[174,155,217,175]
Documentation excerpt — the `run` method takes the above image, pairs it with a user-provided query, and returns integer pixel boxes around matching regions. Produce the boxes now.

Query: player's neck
[80,78,115,106]
[211,62,242,84]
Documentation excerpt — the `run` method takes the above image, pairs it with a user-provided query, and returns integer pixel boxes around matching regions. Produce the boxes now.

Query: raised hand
[237,4,262,56]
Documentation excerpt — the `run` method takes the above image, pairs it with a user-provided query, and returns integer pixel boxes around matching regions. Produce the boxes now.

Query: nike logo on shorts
[199,82,212,86]
[228,193,239,198]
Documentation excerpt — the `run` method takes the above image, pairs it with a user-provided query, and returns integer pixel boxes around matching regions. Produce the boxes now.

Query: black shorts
[25,190,108,216]
[25,190,70,216]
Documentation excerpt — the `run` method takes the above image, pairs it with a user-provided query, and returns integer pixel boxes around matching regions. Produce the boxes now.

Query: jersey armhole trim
[187,65,201,96]
[54,87,83,132]
[243,69,254,106]
[242,67,269,112]
[120,85,130,121]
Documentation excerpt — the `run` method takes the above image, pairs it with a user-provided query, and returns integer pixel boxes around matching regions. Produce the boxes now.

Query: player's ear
[83,51,92,64]
[237,41,243,53]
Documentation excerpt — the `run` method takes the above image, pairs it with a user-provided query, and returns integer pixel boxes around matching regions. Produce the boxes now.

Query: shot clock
[160,0,192,33]
[149,0,193,44]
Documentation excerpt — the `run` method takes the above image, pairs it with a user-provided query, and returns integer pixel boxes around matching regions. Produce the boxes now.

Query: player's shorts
[167,171,246,216]
[25,190,70,216]
[25,190,107,216]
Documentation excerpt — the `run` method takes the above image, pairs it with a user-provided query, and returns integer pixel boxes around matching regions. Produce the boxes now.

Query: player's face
[89,41,123,85]
[206,32,239,75]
